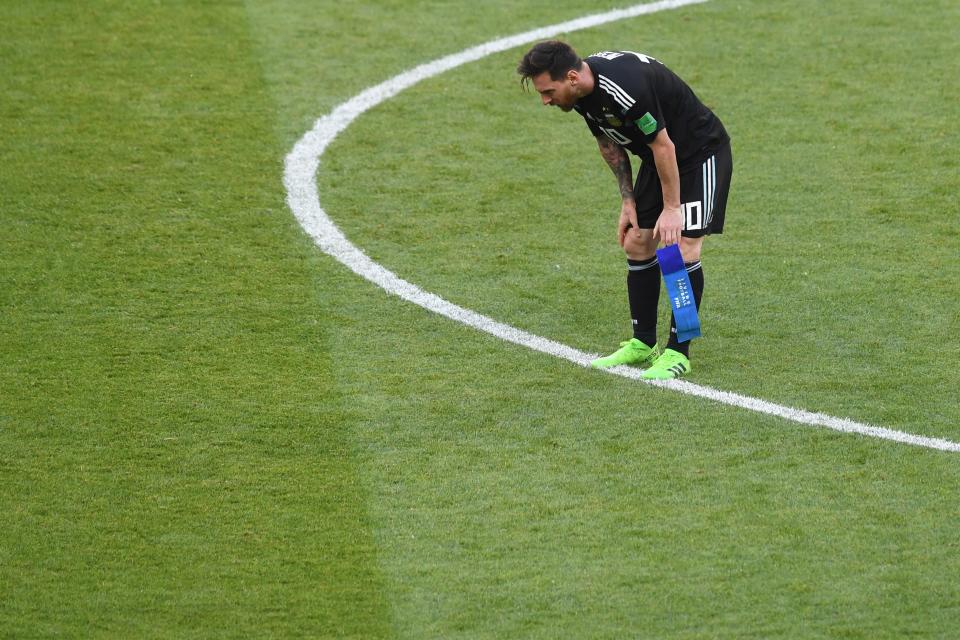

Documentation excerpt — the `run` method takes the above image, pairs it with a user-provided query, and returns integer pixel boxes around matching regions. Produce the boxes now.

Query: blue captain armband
[656,244,701,343]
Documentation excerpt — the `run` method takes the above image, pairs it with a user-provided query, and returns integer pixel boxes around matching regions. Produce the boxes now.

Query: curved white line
[283,0,960,453]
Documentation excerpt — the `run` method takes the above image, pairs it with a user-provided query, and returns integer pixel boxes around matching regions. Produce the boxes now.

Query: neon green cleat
[591,338,660,369]
[641,348,691,380]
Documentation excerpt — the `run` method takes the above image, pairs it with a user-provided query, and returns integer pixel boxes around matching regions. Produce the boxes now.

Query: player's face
[532,71,578,112]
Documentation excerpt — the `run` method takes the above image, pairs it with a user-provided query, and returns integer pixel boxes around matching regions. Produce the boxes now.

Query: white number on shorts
[682,200,703,230]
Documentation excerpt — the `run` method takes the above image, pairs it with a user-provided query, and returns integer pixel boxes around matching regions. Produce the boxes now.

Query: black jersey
[574,51,729,170]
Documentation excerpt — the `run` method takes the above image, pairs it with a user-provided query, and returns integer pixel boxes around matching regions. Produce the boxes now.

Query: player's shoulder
[586,50,661,68]
[586,50,661,91]
[586,51,660,111]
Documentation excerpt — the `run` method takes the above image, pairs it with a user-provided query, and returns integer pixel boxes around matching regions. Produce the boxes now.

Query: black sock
[627,257,660,347]
[667,261,704,357]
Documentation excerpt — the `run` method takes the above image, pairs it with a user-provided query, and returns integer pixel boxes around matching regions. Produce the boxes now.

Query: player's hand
[617,201,639,247]
[654,205,683,246]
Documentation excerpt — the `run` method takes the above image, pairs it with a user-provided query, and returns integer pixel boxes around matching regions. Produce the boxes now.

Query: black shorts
[633,142,733,237]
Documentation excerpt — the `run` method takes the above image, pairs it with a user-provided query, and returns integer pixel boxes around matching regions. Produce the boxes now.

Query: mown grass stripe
[1,1,394,636]
[284,0,960,453]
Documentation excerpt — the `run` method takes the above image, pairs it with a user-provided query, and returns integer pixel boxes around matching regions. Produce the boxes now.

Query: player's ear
[566,68,579,84]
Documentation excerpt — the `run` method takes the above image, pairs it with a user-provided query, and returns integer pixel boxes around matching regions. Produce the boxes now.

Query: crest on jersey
[601,107,623,127]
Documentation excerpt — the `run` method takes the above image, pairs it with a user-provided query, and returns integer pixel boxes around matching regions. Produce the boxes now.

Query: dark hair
[517,40,582,89]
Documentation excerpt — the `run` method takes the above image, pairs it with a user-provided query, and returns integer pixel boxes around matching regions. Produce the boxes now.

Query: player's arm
[596,135,638,247]
[648,128,683,246]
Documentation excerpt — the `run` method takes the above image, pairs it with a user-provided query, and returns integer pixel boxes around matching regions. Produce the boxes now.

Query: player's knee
[679,237,704,262]
[623,228,656,260]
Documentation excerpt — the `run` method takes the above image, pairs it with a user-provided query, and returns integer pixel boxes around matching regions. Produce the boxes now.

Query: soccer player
[517,41,733,379]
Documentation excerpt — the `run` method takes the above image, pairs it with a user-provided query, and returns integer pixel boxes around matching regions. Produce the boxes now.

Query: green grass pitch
[2,1,959,637]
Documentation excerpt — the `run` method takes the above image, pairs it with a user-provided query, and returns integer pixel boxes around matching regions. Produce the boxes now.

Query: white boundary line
[283,0,960,453]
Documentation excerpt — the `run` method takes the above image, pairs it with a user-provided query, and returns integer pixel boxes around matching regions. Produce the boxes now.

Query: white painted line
[283,1,960,453]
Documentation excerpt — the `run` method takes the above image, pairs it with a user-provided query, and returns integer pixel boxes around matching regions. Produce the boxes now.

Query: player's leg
[622,225,660,349]
[641,235,702,379]
[591,167,663,369]
[590,226,660,369]
[665,235,705,356]
[644,144,732,379]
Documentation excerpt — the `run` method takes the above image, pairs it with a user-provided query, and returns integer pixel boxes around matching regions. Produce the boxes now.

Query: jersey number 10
[599,127,632,146]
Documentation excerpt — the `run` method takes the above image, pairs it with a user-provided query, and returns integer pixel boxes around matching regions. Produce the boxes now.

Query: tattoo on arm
[596,136,634,201]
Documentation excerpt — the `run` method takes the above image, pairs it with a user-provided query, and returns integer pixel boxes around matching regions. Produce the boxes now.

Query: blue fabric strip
[656,244,701,343]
